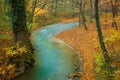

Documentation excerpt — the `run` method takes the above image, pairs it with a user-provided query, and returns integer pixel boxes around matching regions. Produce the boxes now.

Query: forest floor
[1,16,120,79]
[56,18,120,80]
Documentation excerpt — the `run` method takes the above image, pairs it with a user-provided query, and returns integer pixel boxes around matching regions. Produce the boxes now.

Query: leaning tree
[94,0,109,62]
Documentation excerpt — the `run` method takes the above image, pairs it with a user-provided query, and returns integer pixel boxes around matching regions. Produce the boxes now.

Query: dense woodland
[1,0,120,80]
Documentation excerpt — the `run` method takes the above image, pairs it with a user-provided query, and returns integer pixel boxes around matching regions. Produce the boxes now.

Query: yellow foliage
[104,30,120,55]
[4,42,27,56]
[0,67,5,75]
[113,70,120,79]
[0,64,15,79]
[7,64,15,70]
[104,30,120,43]
[34,8,47,16]
[103,30,120,80]
[0,42,28,79]
[114,16,120,22]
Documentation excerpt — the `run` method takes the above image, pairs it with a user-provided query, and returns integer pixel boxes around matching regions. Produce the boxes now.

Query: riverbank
[0,28,33,80]
[56,22,120,80]
[0,16,79,80]
[1,14,120,79]
[15,22,81,80]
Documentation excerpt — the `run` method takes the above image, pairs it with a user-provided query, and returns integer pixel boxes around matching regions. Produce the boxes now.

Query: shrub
[94,53,115,80]
[104,30,120,79]
[0,43,28,79]
[4,43,28,67]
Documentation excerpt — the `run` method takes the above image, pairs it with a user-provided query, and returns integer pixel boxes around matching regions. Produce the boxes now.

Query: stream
[15,22,81,80]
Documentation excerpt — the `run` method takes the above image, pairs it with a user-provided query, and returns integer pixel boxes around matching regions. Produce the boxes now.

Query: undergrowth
[0,43,28,80]
[94,29,120,80]
[94,53,115,80]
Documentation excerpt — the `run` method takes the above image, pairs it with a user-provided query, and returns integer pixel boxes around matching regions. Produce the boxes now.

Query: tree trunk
[79,7,81,26]
[28,0,37,30]
[54,0,58,16]
[105,2,108,24]
[110,0,118,29]
[89,0,93,23]
[52,0,58,16]
[10,0,34,67]
[94,0,109,63]
[79,0,88,30]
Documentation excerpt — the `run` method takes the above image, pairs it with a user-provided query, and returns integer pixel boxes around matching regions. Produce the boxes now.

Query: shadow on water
[15,22,82,80]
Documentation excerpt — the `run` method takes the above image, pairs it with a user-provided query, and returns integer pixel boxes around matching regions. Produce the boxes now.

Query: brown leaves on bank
[56,22,120,80]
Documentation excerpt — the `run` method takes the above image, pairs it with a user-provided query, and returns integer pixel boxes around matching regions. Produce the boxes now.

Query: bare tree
[110,0,118,29]
[79,0,88,30]
[89,0,93,23]
[28,0,37,30]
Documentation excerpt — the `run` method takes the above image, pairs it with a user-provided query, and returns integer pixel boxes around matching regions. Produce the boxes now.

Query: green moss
[0,34,11,39]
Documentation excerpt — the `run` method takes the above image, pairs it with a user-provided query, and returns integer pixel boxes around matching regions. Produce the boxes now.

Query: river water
[15,22,81,80]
